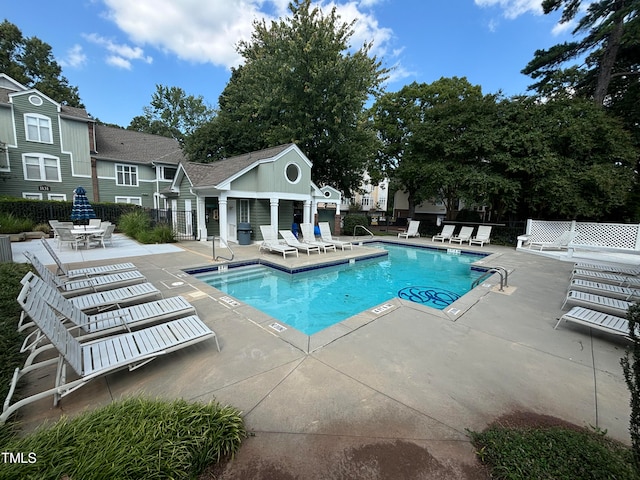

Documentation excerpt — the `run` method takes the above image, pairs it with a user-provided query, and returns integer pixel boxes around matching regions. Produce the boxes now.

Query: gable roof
[180,143,295,188]
[93,124,186,165]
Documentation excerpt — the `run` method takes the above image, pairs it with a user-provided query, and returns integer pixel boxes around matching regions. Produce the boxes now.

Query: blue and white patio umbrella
[70,186,96,223]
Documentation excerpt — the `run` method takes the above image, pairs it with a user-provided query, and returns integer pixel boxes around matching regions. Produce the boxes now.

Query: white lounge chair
[573,261,640,276]
[571,269,640,287]
[562,290,632,317]
[24,251,146,297]
[469,226,492,247]
[18,274,197,340]
[318,222,353,250]
[1,284,217,424]
[528,231,576,251]
[569,279,640,301]
[21,271,162,313]
[301,223,336,253]
[398,220,420,239]
[41,239,137,279]
[555,306,633,339]
[449,226,474,245]
[279,230,321,255]
[432,225,455,242]
[259,226,298,258]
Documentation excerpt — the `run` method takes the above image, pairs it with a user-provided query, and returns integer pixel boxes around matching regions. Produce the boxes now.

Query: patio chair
[318,222,353,251]
[562,290,632,317]
[89,224,115,248]
[398,220,420,239]
[40,239,137,279]
[449,226,474,245]
[88,218,102,228]
[301,223,336,253]
[279,230,321,255]
[17,273,197,339]
[1,283,217,424]
[569,278,640,301]
[55,226,85,250]
[259,225,298,258]
[432,225,455,242]
[469,226,492,247]
[528,230,576,251]
[24,251,146,298]
[554,306,633,339]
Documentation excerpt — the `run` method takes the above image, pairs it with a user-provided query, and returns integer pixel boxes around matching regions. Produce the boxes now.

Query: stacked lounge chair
[556,259,640,339]
[259,226,298,258]
[301,223,336,253]
[318,222,353,251]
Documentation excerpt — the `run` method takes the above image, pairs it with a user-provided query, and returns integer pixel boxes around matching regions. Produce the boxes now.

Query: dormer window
[24,114,52,143]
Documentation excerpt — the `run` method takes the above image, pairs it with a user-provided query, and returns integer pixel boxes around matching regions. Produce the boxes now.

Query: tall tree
[128,84,215,144]
[0,20,83,107]
[190,0,388,192]
[523,0,639,106]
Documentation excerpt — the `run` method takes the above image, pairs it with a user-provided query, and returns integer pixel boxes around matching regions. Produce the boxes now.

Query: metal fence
[149,209,197,241]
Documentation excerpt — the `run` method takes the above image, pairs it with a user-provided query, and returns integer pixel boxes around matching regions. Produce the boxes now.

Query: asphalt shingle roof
[94,124,186,165]
[181,144,293,187]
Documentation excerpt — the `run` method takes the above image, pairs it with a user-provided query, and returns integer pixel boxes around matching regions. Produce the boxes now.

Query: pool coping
[184,241,497,354]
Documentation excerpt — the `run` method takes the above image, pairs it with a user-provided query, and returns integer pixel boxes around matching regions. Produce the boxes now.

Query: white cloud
[59,44,87,68]
[552,19,575,36]
[474,0,543,19]
[98,0,398,69]
[84,32,153,69]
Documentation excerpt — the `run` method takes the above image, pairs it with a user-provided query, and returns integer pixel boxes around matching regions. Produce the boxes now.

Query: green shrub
[151,224,176,243]
[118,210,151,237]
[342,214,369,236]
[0,263,31,400]
[470,425,636,479]
[2,397,246,479]
[0,212,34,233]
[622,303,640,468]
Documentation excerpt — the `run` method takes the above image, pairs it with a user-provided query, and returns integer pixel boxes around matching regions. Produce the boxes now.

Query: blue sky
[4,0,576,127]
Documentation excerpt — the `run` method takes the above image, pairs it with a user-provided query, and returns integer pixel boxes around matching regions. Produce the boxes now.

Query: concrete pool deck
[8,235,635,478]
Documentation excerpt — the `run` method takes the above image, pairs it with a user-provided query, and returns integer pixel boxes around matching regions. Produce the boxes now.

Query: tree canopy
[0,19,83,107]
[128,84,215,144]
[184,0,388,193]
[522,0,639,106]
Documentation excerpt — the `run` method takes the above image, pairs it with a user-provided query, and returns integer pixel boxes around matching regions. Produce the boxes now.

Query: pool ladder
[472,266,509,291]
[212,236,235,262]
[352,225,375,239]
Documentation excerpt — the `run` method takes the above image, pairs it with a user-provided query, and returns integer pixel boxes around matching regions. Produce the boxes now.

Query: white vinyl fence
[518,219,640,252]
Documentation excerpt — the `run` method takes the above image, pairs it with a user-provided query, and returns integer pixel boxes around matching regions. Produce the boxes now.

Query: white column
[270,198,279,233]
[218,195,228,244]
[303,200,311,225]
[196,195,208,241]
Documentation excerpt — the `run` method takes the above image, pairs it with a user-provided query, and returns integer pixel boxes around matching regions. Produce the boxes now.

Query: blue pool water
[195,243,486,335]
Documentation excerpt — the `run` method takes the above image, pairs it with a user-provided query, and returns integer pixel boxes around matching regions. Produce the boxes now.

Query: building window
[22,154,61,181]
[285,162,301,184]
[22,192,43,200]
[160,166,177,180]
[239,199,250,222]
[116,164,138,186]
[115,196,142,205]
[48,193,67,201]
[0,151,8,171]
[24,114,52,143]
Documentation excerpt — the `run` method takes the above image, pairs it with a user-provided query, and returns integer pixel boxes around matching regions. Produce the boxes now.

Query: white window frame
[22,192,43,200]
[159,166,177,181]
[22,153,61,182]
[48,193,67,201]
[239,199,250,223]
[24,113,53,143]
[115,196,142,205]
[115,164,139,186]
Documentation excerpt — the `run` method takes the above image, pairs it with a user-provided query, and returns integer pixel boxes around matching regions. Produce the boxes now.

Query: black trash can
[237,222,253,245]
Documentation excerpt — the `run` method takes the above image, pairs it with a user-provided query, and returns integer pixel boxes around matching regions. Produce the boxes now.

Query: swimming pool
[193,243,488,335]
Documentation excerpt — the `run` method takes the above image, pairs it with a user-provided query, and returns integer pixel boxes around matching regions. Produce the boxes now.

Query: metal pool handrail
[353,225,375,239]
[213,236,234,262]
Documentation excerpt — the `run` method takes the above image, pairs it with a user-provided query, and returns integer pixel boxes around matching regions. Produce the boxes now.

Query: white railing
[519,219,640,252]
